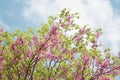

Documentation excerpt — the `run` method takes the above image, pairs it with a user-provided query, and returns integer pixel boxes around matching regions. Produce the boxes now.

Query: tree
[0,8,120,80]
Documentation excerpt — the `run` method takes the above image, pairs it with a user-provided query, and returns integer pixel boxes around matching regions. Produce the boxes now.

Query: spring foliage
[0,9,120,80]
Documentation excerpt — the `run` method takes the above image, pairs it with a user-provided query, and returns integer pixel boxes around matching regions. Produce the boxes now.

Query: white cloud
[22,0,120,54]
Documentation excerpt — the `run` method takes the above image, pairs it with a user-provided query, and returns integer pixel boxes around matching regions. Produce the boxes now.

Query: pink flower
[74,36,81,42]
[28,41,34,46]
[67,15,72,21]
[0,28,4,32]
[118,51,120,57]
[103,78,111,80]
[79,28,88,34]
[114,65,120,70]
[32,36,40,43]
[49,25,57,35]
[82,56,90,64]
[10,44,16,51]
[46,52,57,60]
[38,54,45,60]
[96,32,101,39]
[95,59,101,66]
[67,15,73,25]
[17,36,25,45]
[101,60,110,68]
[112,70,119,76]
[77,63,81,68]
[61,22,65,27]
[0,56,3,72]
[117,65,120,69]
[15,50,20,54]
[0,56,3,61]
[77,77,83,80]
[12,57,16,64]
[51,35,59,44]
[25,51,32,58]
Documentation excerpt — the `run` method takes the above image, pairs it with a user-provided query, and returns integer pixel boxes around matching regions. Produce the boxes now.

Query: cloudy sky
[0,0,120,55]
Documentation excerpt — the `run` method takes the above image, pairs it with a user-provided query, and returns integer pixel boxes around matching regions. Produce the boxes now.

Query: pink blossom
[67,15,72,22]
[71,50,76,59]
[0,56,3,72]
[112,70,119,76]
[79,28,88,34]
[38,54,45,60]
[32,36,40,43]
[96,32,101,39]
[101,60,110,68]
[28,41,34,46]
[61,22,65,27]
[45,52,57,60]
[51,35,59,44]
[49,25,57,35]
[12,57,16,64]
[96,59,101,66]
[15,50,20,54]
[117,65,120,69]
[0,28,4,32]
[74,36,81,42]
[118,51,120,57]
[17,36,25,45]
[119,65,120,69]
[0,56,3,61]
[103,78,111,80]
[24,50,33,59]
[77,63,81,68]
[82,56,90,64]
[10,44,16,51]
[77,77,83,80]
[57,55,62,59]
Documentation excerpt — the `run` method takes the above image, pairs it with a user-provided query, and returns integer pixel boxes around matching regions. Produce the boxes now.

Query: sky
[0,0,120,53]
[0,0,120,79]
[0,0,120,54]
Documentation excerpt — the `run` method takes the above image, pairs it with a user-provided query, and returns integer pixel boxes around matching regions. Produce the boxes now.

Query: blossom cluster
[0,9,120,80]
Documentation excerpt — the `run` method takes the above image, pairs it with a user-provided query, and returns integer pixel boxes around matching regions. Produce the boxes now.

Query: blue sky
[0,0,120,54]
[0,0,120,30]
[0,0,32,31]
[1,0,120,53]
[111,0,120,12]
[0,0,120,52]
[0,0,120,79]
